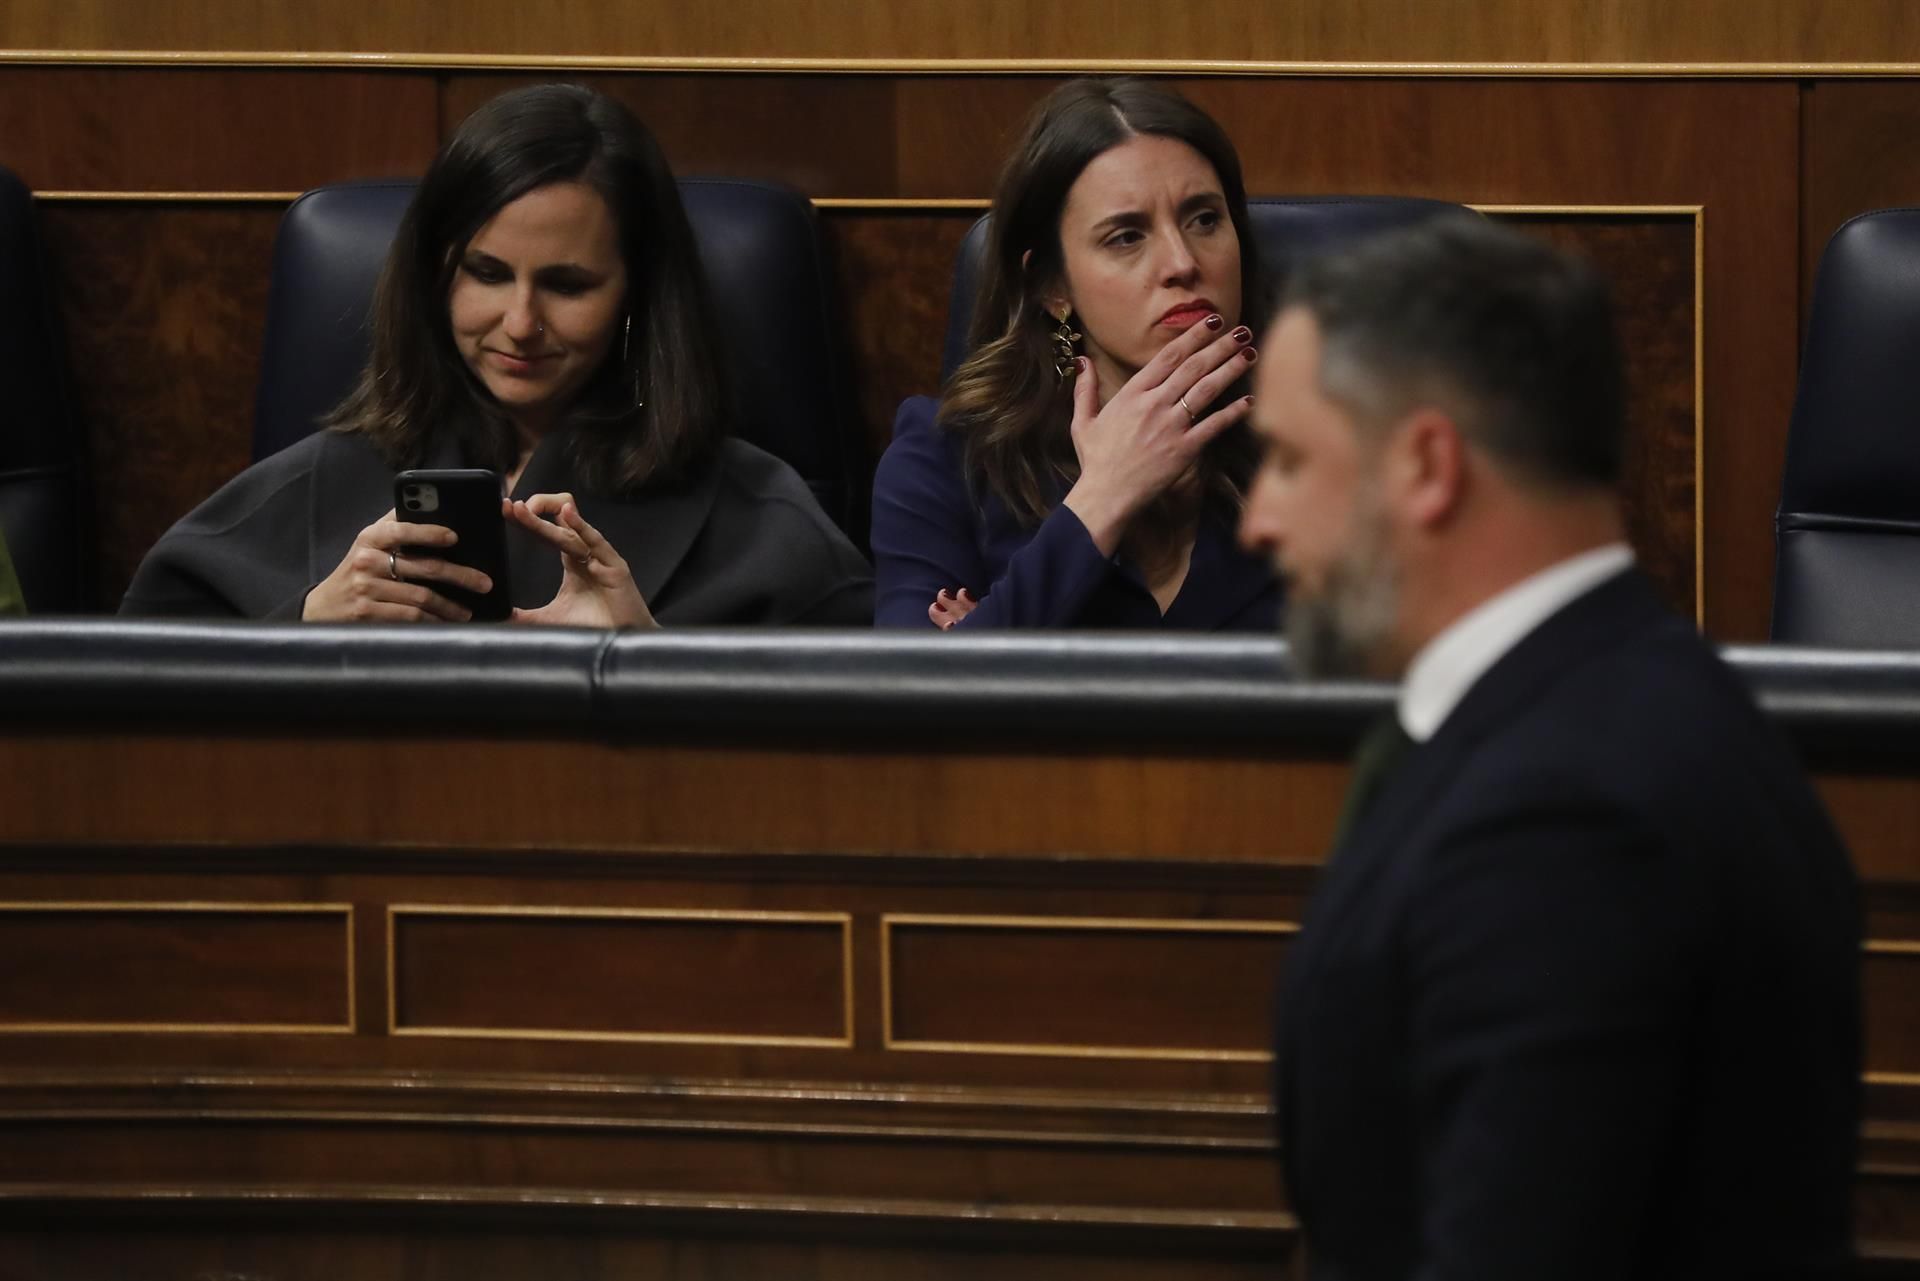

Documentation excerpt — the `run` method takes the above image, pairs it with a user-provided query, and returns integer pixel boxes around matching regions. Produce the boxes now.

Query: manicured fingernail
[1204,314,1224,330]
[1231,326,1252,343]
[1075,356,1088,372]
[1242,347,1258,363]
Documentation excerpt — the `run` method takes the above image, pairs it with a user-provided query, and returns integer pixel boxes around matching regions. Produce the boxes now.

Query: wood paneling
[1866,948,1920,1076]
[391,908,850,1044]
[1801,82,1920,335]
[0,736,1349,861]
[12,0,1920,65]
[0,68,436,192]
[36,202,280,609]
[885,917,1290,1057]
[0,905,350,1031]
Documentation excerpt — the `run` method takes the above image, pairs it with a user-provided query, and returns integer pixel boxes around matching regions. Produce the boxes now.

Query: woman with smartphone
[121,84,871,626]
[870,78,1280,631]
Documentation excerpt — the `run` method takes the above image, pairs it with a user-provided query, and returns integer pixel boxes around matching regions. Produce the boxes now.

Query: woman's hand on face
[302,509,489,622]
[928,587,978,630]
[1061,315,1258,555]
[506,493,658,629]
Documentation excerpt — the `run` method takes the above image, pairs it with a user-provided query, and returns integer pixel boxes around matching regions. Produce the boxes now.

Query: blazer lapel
[1276,570,1667,1165]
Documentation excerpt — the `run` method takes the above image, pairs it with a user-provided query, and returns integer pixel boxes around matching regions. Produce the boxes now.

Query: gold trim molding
[0,901,355,1036]
[881,912,1295,1063]
[10,50,1920,77]
[386,904,855,1049]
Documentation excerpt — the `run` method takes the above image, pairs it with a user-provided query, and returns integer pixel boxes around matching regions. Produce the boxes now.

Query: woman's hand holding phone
[506,492,658,629]
[301,510,492,622]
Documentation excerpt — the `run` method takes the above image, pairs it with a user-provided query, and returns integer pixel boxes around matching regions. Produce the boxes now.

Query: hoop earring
[1049,308,1082,382]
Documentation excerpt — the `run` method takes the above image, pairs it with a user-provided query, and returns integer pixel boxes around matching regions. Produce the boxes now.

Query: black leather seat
[0,165,87,613]
[252,178,865,538]
[940,195,1468,380]
[1773,208,1920,646]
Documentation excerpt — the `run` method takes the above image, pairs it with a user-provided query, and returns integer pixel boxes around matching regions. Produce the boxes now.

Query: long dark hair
[327,83,728,494]
[939,78,1266,526]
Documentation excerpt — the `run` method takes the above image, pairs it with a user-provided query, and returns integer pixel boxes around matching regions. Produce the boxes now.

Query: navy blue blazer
[1277,570,1860,1281]
[871,396,1279,629]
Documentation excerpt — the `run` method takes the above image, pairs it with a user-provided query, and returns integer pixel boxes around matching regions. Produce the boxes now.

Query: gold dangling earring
[1049,306,1082,382]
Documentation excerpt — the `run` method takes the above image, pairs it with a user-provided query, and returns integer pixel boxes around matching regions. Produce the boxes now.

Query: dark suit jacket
[870,395,1278,629]
[1277,570,1860,1281]
[120,427,873,624]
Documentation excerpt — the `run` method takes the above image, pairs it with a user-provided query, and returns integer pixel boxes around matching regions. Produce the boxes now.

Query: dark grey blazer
[119,428,873,624]
[1276,570,1860,1281]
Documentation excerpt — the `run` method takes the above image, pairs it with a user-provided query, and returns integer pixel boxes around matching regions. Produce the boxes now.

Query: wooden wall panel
[0,905,350,1031]
[1801,81,1920,332]
[36,202,280,609]
[391,908,850,1044]
[885,917,1290,1058]
[0,68,437,192]
[13,0,1920,65]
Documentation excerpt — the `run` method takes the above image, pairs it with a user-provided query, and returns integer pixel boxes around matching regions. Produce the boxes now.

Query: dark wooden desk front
[0,626,1913,1280]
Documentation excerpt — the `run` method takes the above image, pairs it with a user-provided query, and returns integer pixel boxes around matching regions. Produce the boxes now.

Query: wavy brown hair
[326,83,729,495]
[938,78,1266,527]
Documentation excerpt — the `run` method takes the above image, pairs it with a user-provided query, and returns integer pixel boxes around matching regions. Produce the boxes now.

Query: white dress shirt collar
[1399,543,1635,743]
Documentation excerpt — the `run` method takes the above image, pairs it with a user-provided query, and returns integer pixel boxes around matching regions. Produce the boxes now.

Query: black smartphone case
[393,469,511,622]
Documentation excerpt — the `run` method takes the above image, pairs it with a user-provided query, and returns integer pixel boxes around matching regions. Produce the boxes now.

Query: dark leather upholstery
[940,195,1467,380]
[1773,208,1920,646]
[0,165,87,612]
[251,178,864,537]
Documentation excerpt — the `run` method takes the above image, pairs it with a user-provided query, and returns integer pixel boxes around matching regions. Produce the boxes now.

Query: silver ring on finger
[1178,392,1198,424]
[388,550,401,581]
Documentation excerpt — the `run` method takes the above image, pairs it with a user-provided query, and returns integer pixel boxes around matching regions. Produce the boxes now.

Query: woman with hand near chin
[122,84,872,626]
[872,77,1279,631]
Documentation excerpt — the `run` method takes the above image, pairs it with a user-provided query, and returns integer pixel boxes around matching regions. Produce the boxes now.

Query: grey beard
[1282,523,1400,681]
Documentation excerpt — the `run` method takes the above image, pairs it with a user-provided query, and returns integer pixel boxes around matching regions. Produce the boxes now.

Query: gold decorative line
[1695,205,1707,627]
[0,901,354,1036]
[891,1038,1272,1063]
[12,49,1920,76]
[390,904,851,923]
[32,191,301,203]
[386,905,854,1047]
[1473,204,1703,216]
[885,912,1299,933]
[1866,940,1920,956]
[882,913,1292,1061]
[391,1027,852,1048]
[1866,1071,1920,1087]
[0,1180,1300,1233]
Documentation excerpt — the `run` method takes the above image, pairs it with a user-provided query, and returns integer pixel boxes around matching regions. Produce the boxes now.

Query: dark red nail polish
[1204,314,1224,330]
[1242,347,1258,363]
[1232,326,1253,343]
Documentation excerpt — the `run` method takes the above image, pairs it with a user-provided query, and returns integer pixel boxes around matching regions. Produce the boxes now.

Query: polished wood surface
[12,0,1920,65]
[0,722,1911,1276]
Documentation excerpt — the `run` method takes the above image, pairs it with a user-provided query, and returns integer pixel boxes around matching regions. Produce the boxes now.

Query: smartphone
[393,468,511,622]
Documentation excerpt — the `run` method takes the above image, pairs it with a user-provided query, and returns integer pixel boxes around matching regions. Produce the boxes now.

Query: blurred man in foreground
[1240,216,1859,1281]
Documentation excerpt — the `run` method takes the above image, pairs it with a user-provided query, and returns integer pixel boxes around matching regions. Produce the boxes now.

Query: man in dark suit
[1238,216,1860,1281]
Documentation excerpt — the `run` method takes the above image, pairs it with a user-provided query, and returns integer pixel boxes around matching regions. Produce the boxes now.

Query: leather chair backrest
[940,194,1469,382]
[1773,208,1920,646]
[252,178,864,537]
[0,165,87,613]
